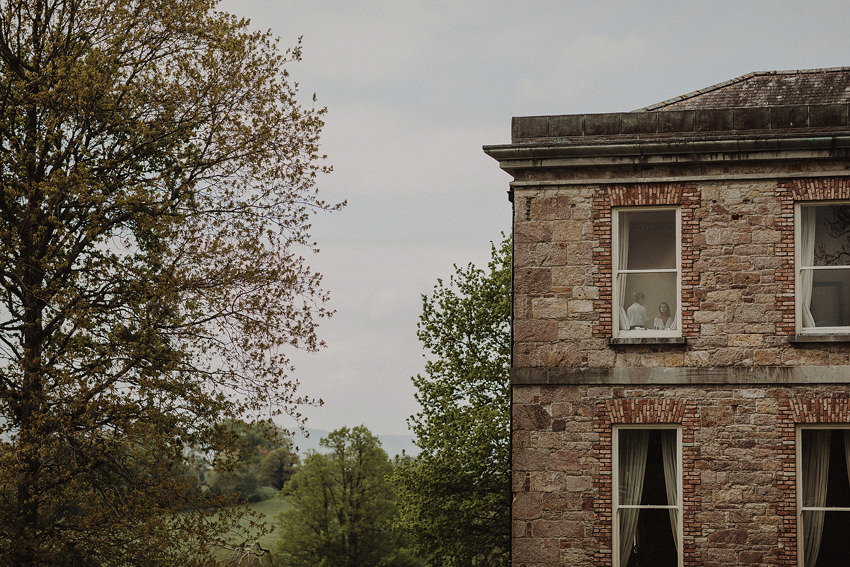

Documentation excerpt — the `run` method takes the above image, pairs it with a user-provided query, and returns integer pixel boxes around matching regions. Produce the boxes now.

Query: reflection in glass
[811,205,850,267]
[800,205,850,329]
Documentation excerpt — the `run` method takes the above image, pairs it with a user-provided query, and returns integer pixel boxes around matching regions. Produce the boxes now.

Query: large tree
[0,1,338,565]
[275,426,422,567]
[393,237,511,567]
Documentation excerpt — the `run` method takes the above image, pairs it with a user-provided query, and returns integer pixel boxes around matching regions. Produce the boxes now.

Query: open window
[798,428,850,567]
[797,203,850,333]
[614,427,682,567]
[613,208,681,337]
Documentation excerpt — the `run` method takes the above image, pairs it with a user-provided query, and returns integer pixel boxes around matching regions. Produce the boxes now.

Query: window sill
[609,337,687,346]
[792,334,850,343]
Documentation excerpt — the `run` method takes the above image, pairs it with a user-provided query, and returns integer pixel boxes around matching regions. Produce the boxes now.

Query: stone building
[483,68,850,567]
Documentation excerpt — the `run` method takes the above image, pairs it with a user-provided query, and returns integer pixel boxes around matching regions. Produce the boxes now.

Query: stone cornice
[508,103,850,143]
[483,134,850,175]
[511,365,850,385]
[483,104,850,182]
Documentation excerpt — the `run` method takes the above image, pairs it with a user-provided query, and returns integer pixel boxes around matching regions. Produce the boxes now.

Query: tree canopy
[203,419,298,502]
[392,237,511,567]
[275,426,421,567]
[0,0,338,565]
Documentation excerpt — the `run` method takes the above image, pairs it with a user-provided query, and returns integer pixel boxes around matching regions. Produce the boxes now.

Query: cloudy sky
[219,0,850,439]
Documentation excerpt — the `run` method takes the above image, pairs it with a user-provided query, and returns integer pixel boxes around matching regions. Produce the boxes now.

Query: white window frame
[795,201,850,335]
[796,425,850,567]
[612,207,682,338]
[612,425,683,567]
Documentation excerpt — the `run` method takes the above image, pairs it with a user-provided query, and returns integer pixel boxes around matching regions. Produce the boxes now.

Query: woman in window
[654,302,676,330]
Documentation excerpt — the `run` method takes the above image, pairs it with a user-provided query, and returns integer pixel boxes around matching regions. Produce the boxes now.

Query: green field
[246,497,290,549]
[212,496,291,562]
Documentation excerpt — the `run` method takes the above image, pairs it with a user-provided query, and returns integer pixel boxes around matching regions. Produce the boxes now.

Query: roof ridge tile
[635,67,850,112]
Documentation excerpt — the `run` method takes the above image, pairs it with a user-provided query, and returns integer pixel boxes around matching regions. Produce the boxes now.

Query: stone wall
[512,176,850,372]
[513,384,850,567]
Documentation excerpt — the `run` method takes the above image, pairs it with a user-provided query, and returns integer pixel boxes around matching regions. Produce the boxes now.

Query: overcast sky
[219,0,850,439]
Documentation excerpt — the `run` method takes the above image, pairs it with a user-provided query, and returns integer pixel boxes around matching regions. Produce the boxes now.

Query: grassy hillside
[247,497,290,549]
[212,496,290,563]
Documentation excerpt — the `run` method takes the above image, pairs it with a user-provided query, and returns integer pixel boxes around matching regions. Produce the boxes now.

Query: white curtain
[618,213,630,331]
[619,430,648,567]
[802,430,830,567]
[800,206,817,328]
[661,430,679,551]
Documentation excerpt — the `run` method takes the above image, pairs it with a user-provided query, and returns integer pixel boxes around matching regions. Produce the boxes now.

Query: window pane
[618,508,678,567]
[618,273,677,330]
[617,429,679,567]
[622,210,676,270]
[618,430,677,506]
[659,430,678,507]
[618,429,649,506]
[801,429,830,508]
[801,511,850,567]
[810,205,850,267]
[801,429,850,508]
[807,270,850,327]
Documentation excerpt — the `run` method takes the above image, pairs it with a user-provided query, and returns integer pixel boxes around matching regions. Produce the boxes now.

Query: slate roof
[638,67,850,111]
[498,67,850,144]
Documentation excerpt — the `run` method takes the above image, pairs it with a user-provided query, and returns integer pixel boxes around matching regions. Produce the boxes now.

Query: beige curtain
[618,213,630,331]
[619,430,649,566]
[800,206,816,328]
[660,430,678,551]
[802,430,830,567]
